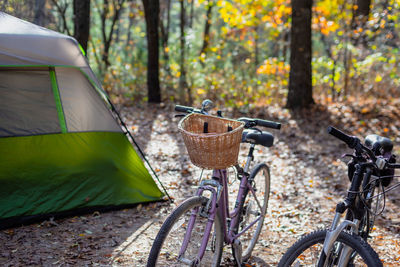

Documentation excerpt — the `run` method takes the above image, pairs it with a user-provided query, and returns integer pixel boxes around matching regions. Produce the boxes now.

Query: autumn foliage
[1,0,400,107]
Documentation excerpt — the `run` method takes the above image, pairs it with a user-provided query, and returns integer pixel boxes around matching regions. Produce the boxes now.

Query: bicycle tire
[278,229,382,267]
[147,196,223,267]
[233,163,270,262]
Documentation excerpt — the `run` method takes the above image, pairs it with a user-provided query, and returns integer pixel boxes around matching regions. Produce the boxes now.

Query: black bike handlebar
[385,162,400,169]
[238,117,281,130]
[175,105,281,130]
[327,126,358,148]
[175,105,195,113]
[256,119,281,130]
[328,126,378,161]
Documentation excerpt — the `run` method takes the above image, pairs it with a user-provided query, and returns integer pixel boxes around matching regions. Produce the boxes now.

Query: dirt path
[1,104,399,266]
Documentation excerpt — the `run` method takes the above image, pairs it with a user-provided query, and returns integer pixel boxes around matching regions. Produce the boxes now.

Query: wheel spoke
[278,230,382,267]
[233,164,270,262]
[147,197,223,267]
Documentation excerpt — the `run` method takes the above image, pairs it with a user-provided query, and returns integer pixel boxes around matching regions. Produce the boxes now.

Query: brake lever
[174,114,186,118]
[247,127,262,133]
[342,153,356,159]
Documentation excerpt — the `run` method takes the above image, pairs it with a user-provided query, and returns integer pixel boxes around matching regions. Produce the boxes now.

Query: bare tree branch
[50,0,71,36]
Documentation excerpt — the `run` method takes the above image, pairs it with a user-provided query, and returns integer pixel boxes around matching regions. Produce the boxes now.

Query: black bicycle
[279,126,400,266]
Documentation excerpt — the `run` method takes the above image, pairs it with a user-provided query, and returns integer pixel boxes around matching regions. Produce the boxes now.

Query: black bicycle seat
[242,130,274,147]
[364,134,393,155]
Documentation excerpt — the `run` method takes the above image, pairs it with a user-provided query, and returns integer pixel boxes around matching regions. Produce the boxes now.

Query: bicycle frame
[178,144,262,265]
[278,126,396,267]
[318,164,377,266]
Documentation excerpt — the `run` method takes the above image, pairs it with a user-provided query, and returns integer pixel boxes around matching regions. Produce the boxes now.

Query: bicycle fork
[318,212,359,267]
[178,178,222,266]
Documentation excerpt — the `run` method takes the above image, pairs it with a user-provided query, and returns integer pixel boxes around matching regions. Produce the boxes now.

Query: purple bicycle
[147,100,281,266]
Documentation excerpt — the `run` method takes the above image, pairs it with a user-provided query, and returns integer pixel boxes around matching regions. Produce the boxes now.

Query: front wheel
[233,163,271,262]
[278,229,382,267]
[147,196,223,267]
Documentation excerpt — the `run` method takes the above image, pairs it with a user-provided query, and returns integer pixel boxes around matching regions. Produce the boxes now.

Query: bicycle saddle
[364,134,393,155]
[242,130,274,147]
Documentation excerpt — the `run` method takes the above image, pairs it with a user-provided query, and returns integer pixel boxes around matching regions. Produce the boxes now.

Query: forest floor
[1,100,400,266]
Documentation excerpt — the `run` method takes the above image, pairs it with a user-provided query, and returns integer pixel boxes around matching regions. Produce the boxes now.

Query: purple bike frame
[178,167,262,264]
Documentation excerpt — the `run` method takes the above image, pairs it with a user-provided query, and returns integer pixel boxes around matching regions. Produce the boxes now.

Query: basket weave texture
[178,113,244,169]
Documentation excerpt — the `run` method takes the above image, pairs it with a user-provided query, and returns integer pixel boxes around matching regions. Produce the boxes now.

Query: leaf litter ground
[1,101,399,266]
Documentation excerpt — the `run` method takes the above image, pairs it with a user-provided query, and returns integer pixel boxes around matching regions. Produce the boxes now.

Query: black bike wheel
[147,196,223,267]
[278,229,382,267]
[234,163,270,262]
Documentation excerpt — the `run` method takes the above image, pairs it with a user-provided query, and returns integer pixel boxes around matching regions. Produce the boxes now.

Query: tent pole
[109,102,173,203]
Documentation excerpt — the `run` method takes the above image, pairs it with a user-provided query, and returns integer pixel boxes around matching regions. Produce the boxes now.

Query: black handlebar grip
[238,117,281,130]
[386,163,400,169]
[175,105,194,113]
[327,126,356,148]
[255,119,281,130]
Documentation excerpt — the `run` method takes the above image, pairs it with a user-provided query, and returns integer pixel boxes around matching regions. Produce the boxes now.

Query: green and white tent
[0,12,163,227]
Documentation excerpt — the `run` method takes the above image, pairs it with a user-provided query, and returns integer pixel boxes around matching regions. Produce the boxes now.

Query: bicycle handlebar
[327,126,358,148]
[175,105,196,113]
[238,117,281,130]
[175,104,281,130]
[328,126,379,162]
[385,162,400,169]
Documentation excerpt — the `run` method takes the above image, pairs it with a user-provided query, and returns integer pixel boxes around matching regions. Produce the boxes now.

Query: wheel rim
[291,241,371,266]
[155,199,223,267]
[239,166,270,259]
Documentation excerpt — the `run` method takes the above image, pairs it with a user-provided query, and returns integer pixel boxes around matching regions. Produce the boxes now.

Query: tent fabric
[55,67,121,133]
[0,132,163,220]
[0,67,121,136]
[0,12,102,90]
[0,68,61,137]
[0,12,164,224]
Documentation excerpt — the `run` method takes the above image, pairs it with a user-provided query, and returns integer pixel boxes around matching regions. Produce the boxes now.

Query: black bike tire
[278,229,382,267]
[147,196,224,267]
[233,163,271,262]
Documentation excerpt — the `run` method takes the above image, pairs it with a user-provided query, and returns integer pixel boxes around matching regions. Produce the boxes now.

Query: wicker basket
[178,113,244,169]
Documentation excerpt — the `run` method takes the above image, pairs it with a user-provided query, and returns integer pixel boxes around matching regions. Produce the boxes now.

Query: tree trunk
[34,0,46,26]
[343,46,351,97]
[254,27,259,68]
[143,0,161,103]
[126,10,135,48]
[282,29,290,62]
[286,0,314,109]
[200,0,213,55]
[50,0,71,35]
[99,0,125,70]
[355,0,371,18]
[189,0,195,28]
[159,0,171,62]
[352,0,371,46]
[73,0,90,55]
[0,1,8,11]
[179,0,189,104]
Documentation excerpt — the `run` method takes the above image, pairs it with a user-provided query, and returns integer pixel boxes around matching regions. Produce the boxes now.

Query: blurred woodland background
[1,0,400,110]
[1,2,400,265]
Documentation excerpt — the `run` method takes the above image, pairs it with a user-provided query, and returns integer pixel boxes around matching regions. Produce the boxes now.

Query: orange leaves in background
[313,6,339,35]
[217,0,290,30]
[261,0,291,29]
[257,58,290,76]
[218,0,338,38]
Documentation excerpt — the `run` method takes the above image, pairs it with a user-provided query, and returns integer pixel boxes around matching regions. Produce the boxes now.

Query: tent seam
[0,65,109,105]
[49,67,67,133]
